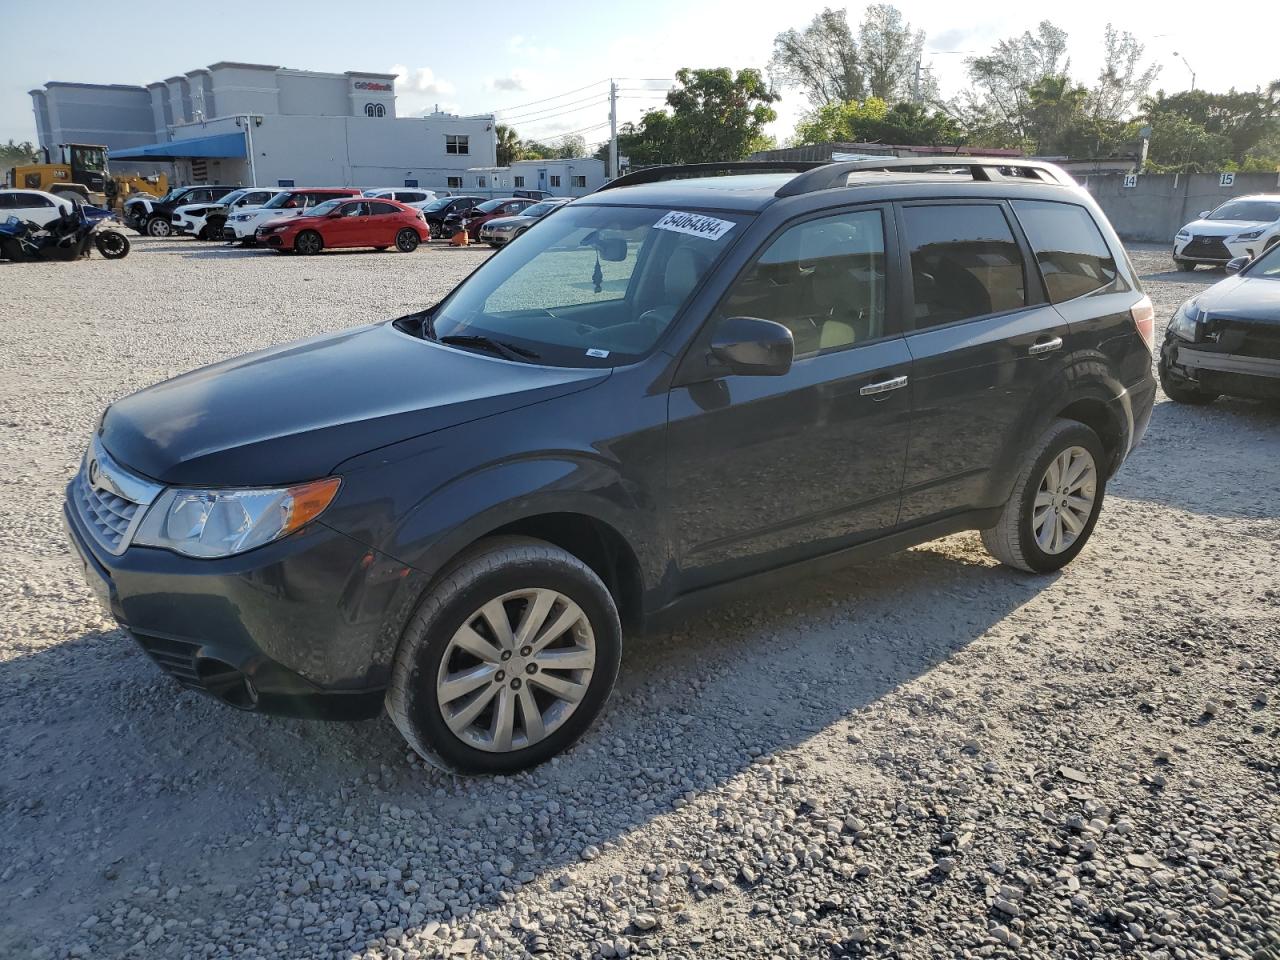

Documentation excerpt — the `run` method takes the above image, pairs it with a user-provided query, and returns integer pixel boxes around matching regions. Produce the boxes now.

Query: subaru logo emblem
[88,459,100,486]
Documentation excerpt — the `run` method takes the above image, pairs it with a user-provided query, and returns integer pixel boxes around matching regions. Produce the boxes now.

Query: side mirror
[1198,210,1211,219]
[709,316,794,377]
[1226,256,1250,275]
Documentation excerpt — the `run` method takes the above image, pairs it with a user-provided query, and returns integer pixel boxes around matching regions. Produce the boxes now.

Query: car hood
[1196,275,1280,323]
[101,321,609,487]
[1180,218,1272,237]
[485,214,538,229]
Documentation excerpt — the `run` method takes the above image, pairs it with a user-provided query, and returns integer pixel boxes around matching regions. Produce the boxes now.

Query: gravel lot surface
[0,238,1277,960]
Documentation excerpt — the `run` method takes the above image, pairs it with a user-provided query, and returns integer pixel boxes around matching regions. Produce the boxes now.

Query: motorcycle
[0,202,130,262]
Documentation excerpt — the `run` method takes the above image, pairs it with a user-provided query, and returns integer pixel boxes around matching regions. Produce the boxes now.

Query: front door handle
[1028,336,1064,356]
[860,375,909,397]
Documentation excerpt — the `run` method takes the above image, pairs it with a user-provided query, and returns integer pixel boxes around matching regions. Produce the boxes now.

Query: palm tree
[495,124,521,167]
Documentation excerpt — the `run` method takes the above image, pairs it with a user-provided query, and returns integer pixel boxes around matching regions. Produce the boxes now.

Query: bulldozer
[6,143,167,212]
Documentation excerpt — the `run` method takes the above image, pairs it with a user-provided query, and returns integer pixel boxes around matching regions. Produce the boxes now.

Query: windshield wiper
[438,334,540,362]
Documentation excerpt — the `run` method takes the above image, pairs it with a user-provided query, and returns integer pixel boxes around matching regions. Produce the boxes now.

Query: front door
[665,206,912,589]
[326,200,369,247]
[895,200,1071,523]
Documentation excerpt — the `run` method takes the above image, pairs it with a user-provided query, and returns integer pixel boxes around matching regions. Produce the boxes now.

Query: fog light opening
[197,658,256,710]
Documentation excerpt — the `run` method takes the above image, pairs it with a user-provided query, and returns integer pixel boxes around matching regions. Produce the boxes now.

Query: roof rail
[593,161,827,193]
[775,157,1076,197]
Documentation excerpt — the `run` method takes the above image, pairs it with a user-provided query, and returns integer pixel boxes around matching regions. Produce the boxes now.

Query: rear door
[896,200,1070,523]
[367,200,403,244]
[666,205,913,587]
[9,192,61,226]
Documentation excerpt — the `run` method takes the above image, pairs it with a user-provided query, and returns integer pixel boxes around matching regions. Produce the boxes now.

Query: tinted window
[0,194,14,209]
[1208,200,1280,222]
[370,201,399,215]
[903,205,1026,328]
[1012,200,1125,303]
[719,210,886,358]
[16,193,54,208]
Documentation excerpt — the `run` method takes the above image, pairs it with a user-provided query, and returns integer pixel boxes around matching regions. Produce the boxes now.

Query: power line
[489,79,609,114]
[498,95,610,125]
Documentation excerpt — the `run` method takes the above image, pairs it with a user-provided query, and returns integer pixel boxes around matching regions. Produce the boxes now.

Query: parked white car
[0,188,73,227]
[222,188,361,242]
[364,187,439,210]
[172,187,284,240]
[1173,194,1280,270]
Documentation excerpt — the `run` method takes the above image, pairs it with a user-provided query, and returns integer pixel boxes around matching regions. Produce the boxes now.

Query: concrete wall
[207,64,281,118]
[33,83,156,152]
[1081,171,1280,242]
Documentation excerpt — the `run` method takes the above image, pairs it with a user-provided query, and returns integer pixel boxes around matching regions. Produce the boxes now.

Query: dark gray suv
[64,159,1156,773]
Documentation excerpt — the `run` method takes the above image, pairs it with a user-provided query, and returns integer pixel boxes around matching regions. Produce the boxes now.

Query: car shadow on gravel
[0,541,1053,951]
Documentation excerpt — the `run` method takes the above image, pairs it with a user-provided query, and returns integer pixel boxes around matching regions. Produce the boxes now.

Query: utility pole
[608,79,618,181]
[913,61,921,104]
[1173,52,1196,92]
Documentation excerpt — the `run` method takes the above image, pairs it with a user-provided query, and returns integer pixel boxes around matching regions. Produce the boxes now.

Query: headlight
[1169,300,1201,342]
[133,477,340,558]
[1233,229,1263,241]
[1175,229,1191,240]
[233,214,251,222]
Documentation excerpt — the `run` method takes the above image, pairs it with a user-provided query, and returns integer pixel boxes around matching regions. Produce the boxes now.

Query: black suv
[125,184,236,237]
[421,195,485,238]
[64,159,1156,773]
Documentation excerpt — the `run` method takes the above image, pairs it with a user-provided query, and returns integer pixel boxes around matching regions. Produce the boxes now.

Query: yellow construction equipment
[6,144,167,211]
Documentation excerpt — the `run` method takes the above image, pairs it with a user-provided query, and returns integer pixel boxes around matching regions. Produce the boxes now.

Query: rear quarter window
[1011,200,1128,303]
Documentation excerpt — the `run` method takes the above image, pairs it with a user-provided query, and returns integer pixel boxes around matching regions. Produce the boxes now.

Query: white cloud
[389,64,456,97]
[507,35,561,63]
[486,70,537,93]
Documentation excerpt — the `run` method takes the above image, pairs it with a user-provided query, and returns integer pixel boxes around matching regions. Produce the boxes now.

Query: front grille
[1209,317,1280,360]
[132,632,203,687]
[1182,236,1230,260]
[72,469,140,552]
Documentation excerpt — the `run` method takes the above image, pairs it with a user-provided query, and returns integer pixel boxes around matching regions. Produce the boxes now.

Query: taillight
[1131,295,1155,353]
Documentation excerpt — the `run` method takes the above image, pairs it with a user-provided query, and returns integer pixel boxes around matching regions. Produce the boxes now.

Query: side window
[370,201,398,215]
[17,193,54,208]
[718,209,887,359]
[0,194,14,209]
[902,204,1027,328]
[1011,200,1126,303]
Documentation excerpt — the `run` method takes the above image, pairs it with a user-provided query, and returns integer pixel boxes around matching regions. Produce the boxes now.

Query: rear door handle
[1029,336,1063,356]
[859,375,909,397]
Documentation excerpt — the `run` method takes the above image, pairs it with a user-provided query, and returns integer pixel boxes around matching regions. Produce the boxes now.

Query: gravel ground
[0,237,1277,960]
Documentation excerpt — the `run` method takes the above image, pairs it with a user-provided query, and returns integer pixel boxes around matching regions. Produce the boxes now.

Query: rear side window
[370,201,399,215]
[902,204,1027,328]
[1011,200,1126,303]
[719,209,887,358]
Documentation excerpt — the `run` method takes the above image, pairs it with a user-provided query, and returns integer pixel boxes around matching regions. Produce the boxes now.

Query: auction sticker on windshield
[653,211,736,241]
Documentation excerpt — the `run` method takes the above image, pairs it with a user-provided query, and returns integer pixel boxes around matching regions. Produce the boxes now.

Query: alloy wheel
[436,588,596,753]
[295,232,322,255]
[147,217,171,237]
[396,229,419,252]
[1032,445,1097,555]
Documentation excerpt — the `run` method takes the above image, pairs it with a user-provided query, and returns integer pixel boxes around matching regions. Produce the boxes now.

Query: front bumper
[62,486,413,720]
[170,216,198,235]
[1160,334,1280,400]
[480,228,514,245]
[224,221,258,240]
[1173,235,1258,264]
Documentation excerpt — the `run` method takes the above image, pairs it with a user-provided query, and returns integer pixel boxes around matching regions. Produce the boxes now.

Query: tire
[294,230,323,255]
[94,230,130,259]
[395,228,420,253]
[1173,258,1195,271]
[386,536,622,775]
[980,420,1107,574]
[1159,362,1218,405]
[146,216,171,238]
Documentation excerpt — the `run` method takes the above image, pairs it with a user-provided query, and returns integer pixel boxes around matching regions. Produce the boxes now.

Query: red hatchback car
[258,198,429,254]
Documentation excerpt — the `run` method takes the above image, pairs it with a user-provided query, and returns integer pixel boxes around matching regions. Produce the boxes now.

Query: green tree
[1143,113,1233,172]
[620,68,778,165]
[1142,83,1280,164]
[793,97,962,146]
[1088,26,1160,124]
[495,124,521,166]
[0,139,38,170]
[770,7,863,107]
[858,4,927,103]
[959,20,1071,146]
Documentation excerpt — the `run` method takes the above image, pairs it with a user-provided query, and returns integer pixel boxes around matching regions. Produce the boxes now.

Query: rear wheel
[981,420,1106,573]
[386,536,621,774]
[146,216,171,238]
[294,230,323,255]
[395,228,420,252]
[93,230,129,259]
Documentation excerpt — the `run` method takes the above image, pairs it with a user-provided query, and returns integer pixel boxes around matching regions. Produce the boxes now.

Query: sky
[4,0,1277,150]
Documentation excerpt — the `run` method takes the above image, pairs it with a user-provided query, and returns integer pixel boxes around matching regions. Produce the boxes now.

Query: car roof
[582,169,1089,213]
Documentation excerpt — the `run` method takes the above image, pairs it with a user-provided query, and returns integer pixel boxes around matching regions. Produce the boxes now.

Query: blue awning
[111,132,246,161]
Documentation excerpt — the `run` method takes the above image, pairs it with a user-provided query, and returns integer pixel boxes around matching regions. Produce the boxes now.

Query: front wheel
[293,230,323,255]
[146,216,171,238]
[1159,362,1218,405]
[94,230,130,259]
[386,536,622,774]
[981,420,1107,573]
[395,228,420,253]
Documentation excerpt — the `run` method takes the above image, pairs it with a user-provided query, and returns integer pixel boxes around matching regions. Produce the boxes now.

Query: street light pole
[1172,51,1196,92]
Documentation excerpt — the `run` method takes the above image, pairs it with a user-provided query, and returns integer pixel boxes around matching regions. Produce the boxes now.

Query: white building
[29,62,497,191]
[462,158,607,197]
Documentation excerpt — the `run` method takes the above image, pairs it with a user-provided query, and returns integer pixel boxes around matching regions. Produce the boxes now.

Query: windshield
[306,199,343,217]
[262,192,296,209]
[1208,200,1280,222]
[429,204,749,367]
[522,201,560,218]
[157,188,183,204]
[217,189,248,206]
[423,197,454,212]
[474,198,508,214]
[1244,242,1280,279]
